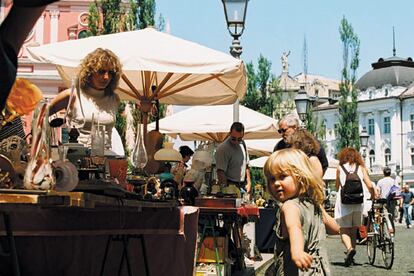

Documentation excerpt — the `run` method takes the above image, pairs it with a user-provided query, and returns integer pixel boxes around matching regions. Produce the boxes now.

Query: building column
[390,104,400,168]
[374,111,383,166]
[49,9,60,43]
[35,12,46,45]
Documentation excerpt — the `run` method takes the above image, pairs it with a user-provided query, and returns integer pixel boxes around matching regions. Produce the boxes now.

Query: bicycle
[366,198,395,269]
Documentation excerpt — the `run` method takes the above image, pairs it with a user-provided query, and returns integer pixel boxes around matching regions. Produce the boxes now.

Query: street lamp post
[222,0,249,122]
[359,127,369,161]
[294,86,309,127]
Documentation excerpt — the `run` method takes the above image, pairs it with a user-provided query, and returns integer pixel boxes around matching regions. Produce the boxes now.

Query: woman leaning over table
[49,48,122,151]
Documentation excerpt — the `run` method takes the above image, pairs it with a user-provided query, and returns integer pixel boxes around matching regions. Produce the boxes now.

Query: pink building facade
[1,0,92,133]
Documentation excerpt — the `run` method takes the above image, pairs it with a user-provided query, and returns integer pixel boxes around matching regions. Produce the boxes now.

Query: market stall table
[0,191,199,276]
[196,200,259,275]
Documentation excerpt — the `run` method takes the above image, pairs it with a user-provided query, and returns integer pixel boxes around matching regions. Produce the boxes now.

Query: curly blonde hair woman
[78,48,122,97]
[50,48,122,152]
[263,148,331,274]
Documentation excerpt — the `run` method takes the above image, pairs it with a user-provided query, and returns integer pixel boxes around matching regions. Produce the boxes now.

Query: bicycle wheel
[366,218,376,265]
[381,219,394,269]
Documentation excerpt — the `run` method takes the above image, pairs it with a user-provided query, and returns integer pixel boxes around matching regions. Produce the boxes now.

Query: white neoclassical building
[315,55,414,183]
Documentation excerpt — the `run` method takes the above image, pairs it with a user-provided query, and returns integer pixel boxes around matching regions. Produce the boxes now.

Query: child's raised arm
[282,201,313,271]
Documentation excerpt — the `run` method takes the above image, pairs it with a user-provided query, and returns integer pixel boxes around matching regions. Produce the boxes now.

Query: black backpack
[340,164,364,204]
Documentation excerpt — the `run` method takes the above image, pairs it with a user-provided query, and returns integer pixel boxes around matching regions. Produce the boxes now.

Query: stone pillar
[390,104,400,167]
[35,12,46,45]
[374,111,383,166]
[50,9,60,43]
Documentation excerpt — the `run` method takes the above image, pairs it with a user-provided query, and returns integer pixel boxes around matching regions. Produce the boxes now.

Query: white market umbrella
[148,104,281,143]
[245,138,280,156]
[249,156,269,168]
[27,27,246,133]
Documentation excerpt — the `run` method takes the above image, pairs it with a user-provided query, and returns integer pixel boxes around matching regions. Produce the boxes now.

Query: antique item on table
[180,181,199,206]
[130,123,148,173]
[143,97,163,174]
[0,154,16,189]
[53,160,79,192]
[144,176,160,199]
[90,113,105,156]
[24,101,55,190]
[0,135,28,188]
[127,175,147,196]
[160,179,178,200]
[107,159,133,192]
[0,78,43,128]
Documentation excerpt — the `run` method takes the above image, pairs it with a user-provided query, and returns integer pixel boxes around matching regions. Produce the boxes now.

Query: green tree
[242,55,282,118]
[242,55,282,188]
[137,0,155,29]
[337,17,360,152]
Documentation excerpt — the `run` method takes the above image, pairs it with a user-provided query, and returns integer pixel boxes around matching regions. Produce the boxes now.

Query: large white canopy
[27,27,246,106]
[148,105,280,143]
[245,139,280,156]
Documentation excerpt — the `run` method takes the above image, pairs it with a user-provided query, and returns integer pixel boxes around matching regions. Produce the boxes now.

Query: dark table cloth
[255,207,277,252]
[0,203,199,276]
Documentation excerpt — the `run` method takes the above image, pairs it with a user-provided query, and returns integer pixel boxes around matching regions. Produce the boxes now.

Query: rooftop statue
[281,51,291,73]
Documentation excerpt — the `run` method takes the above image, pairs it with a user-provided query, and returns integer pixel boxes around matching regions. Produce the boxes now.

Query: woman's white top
[334,162,365,219]
[68,87,119,149]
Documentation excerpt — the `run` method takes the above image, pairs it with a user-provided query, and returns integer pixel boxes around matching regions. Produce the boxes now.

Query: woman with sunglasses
[49,48,122,151]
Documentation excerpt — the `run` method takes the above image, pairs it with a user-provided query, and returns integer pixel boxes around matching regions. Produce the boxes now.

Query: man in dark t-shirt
[400,184,414,228]
[273,113,328,173]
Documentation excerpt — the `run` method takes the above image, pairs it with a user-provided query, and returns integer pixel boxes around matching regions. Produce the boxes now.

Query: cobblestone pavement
[326,223,414,275]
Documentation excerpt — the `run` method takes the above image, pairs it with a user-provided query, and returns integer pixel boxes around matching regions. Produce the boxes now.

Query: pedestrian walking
[400,184,414,228]
[334,147,377,267]
[264,148,335,275]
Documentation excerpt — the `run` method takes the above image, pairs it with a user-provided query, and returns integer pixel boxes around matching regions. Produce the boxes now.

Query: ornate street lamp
[222,0,248,58]
[222,0,249,121]
[359,127,369,159]
[294,86,309,125]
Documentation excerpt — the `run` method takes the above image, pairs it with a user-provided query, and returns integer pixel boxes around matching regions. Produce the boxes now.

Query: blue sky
[156,0,414,80]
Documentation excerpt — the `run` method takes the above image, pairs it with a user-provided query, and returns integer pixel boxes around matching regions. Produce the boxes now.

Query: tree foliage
[337,17,360,152]
[242,55,282,118]
[242,55,282,188]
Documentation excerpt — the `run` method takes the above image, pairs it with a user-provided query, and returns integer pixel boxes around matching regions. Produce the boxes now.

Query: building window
[334,123,339,137]
[410,114,414,130]
[383,117,390,134]
[369,149,375,168]
[411,148,414,166]
[368,118,375,135]
[384,148,391,166]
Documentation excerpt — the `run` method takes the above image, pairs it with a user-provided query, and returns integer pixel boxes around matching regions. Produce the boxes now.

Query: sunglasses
[231,136,243,142]
[96,69,115,76]
[278,128,289,134]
